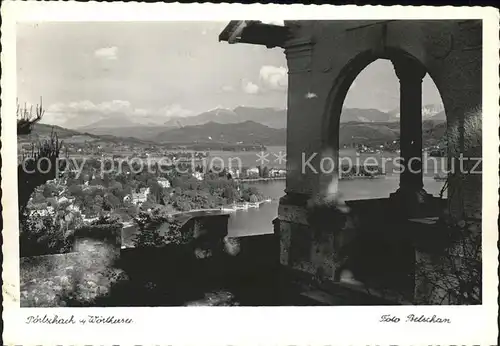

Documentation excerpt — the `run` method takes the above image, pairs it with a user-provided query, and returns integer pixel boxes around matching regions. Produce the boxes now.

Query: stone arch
[318,47,449,203]
[322,48,448,150]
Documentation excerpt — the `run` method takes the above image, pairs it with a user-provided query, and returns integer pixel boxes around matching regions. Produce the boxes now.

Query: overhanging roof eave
[219,21,289,48]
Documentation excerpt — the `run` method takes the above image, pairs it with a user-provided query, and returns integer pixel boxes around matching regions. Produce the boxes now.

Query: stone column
[391,57,429,215]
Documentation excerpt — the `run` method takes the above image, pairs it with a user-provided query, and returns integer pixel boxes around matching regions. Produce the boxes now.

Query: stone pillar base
[276,194,355,282]
[389,187,433,218]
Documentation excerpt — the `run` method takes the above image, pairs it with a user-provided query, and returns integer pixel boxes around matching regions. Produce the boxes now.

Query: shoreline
[121,199,274,227]
[234,176,286,182]
[339,174,386,180]
[235,175,386,183]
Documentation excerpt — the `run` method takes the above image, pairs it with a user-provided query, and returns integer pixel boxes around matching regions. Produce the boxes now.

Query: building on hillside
[157,177,171,188]
[192,171,204,181]
[269,168,286,177]
[29,206,55,217]
[227,168,240,178]
[82,215,99,223]
[57,196,72,204]
[67,204,81,213]
[246,167,259,177]
[130,187,150,205]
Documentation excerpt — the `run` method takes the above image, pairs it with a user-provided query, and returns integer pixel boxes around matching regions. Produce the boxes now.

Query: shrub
[74,215,122,245]
[133,211,186,248]
[20,211,73,257]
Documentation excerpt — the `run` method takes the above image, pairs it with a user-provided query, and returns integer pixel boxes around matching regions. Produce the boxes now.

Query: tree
[94,195,104,209]
[42,183,58,198]
[133,211,185,247]
[149,181,163,203]
[17,98,43,135]
[46,197,58,208]
[18,128,63,215]
[222,186,235,203]
[262,166,269,178]
[20,211,72,257]
[68,184,84,197]
[104,193,121,211]
[125,205,139,219]
[414,219,481,304]
[140,199,156,211]
[414,109,482,304]
[31,192,46,204]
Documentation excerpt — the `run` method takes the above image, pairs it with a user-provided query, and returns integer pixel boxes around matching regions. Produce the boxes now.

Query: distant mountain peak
[78,114,140,129]
[388,103,445,120]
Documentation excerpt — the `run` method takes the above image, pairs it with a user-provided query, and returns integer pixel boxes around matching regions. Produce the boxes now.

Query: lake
[226,146,447,236]
[205,146,447,177]
[227,175,446,237]
[123,147,448,243]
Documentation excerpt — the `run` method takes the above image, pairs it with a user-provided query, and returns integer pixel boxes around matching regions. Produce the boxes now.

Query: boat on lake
[221,206,237,212]
[235,203,249,210]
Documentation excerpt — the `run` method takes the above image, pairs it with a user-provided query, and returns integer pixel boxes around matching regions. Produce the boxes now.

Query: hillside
[154,120,286,146]
[78,114,139,129]
[339,122,400,146]
[422,120,447,147]
[17,123,154,147]
[232,106,287,128]
[430,111,446,121]
[23,117,447,151]
[165,107,395,128]
[163,107,287,129]
[80,107,401,139]
[76,125,167,141]
[21,123,82,139]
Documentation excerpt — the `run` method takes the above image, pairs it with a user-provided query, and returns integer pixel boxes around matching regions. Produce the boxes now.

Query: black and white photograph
[2,3,499,345]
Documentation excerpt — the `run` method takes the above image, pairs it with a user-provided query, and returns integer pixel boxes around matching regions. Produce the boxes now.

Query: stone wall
[276,196,453,303]
[20,233,125,307]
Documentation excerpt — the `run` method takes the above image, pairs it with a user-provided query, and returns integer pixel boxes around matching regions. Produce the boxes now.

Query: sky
[17,21,442,128]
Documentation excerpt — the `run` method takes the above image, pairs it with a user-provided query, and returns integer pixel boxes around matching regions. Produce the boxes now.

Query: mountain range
[77,104,445,136]
[389,104,445,121]
[154,120,285,146]
[26,104,447,149]
[164,106,287,129]
[23,118,447,152]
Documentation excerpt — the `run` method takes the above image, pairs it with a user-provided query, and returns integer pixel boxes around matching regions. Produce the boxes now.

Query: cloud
[221,85,234,92]
[160,104,194,118]
[259,65,288,91]
[242,81,259,95]
[94,46,118,60]
[42,100,193,127]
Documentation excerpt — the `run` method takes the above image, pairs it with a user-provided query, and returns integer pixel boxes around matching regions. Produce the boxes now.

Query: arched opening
[335,59,447,201]
[322,55,449,292]
[320,51,448,212]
